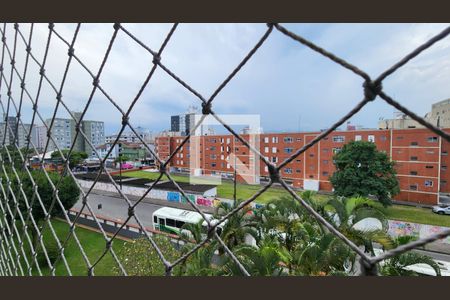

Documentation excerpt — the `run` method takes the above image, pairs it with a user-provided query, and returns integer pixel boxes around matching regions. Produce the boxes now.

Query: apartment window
[296,138,302,142]
[426,150,435,154]
[309,166,315,170]
[211,163,217,168]
[322,171,329,177]
[410,141,418,146]
[264,166,268,172]
[220,138,224,143]
[264,147,269,153]
[272,137,278,143]
[425,180,433,187]
[284,147,294,154]
[332,147,342,154]
[323,148,329,153]
[368,135,375,143]
[226,138,230,144]
[296,159,301,163]
[410,156,418,161]
[355,135,362,141]
[284,168,293,174]
[323,160,329,164]
[409,184,418,191]
[380,135,387,141]
[284,137,293,143]
[309,175,314,179]
[210,138,217,143]
[272,147,277,153]
[441,180,447,186]
[264,137,269,143]
[410,171,418,175]
[396,150,403,154]
[396,136,404,140]
[271,157,278,163]
[210,154,217,160]
[296,169,301,173]
[333,136,345,143]
[442,165,447,170]
[309,153,314,157]
[425,165,434,169]
[210,146,216,151]
[442,151,448,156]
[427,136,438,142]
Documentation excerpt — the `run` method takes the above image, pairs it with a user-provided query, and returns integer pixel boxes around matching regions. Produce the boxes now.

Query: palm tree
[224,236,288,276]
[280,221,355,276]
[379,236,441,276]
[213,199,259,251]
[181,243,223,276]
[324,196,392,254]
[176,221,224,276]
[253,196,308,252]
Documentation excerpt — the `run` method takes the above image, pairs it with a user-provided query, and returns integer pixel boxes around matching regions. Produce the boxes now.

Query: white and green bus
[152,207,224,237]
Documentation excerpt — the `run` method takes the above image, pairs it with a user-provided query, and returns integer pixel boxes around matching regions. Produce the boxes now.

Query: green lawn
[124,170,313,204]
[382,205,450,228]
[125,171,450,227]
[15,219,127,276]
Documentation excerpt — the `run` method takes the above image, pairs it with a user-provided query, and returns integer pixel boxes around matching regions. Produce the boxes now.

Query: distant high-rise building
[31,124,48,151]
[105,126,153,144]
[170,105,199,136]
[378,98,450,129]
[45,112,105,157]
[0,115,33,148]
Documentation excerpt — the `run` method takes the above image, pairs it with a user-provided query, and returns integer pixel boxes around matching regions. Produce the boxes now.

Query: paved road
[72,192,161,229]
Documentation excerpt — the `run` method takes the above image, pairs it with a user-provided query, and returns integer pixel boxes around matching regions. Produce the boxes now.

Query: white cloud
[0,23,449,135]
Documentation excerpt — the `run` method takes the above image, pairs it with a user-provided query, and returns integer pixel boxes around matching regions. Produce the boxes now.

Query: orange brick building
[156,128,450,205]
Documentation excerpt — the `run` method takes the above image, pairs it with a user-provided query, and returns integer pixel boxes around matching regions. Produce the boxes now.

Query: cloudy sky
[1,23,449,136]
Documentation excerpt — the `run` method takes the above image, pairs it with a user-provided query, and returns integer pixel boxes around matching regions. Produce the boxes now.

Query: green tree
[1,169,80,246]
[330,141,399,206]
[114,155,130,164]
[324,196,393,255]
[51,150,88,169]
[116,235,181,276]
[213,199,258,251]
[0,145,35,169]
[379,236,441,276]
[225,236,288,276]
[286,222,354,276]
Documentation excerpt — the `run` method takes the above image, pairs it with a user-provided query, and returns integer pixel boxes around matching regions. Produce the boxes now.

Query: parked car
[120,163,134,169]
[432,204,450,215]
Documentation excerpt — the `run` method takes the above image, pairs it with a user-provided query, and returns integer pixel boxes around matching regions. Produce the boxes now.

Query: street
[72,192,161,229]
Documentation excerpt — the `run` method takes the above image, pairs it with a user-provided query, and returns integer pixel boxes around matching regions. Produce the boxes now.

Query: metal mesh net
[0,22,449,276]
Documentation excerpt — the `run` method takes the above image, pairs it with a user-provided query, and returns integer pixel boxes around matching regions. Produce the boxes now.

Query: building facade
[105,126,153,144]
[0,116,33,148]
[156,128,450,205]
[378,98,450,129]
[45,112,105,156]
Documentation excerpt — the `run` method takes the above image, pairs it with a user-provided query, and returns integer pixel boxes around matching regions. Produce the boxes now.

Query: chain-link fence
[0,23,449,276]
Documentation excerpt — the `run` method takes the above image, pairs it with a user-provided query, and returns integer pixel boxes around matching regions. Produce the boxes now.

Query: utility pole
[118,152,122,190]
[234,151,237,201]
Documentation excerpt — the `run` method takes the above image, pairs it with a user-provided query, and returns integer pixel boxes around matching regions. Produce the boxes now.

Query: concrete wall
[388,220,450,253]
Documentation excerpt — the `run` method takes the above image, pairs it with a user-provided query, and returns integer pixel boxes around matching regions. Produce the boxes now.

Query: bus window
[153,216,158,224]
[166,218,175,227]
[159,218,165,226]
[175,220,185,228]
